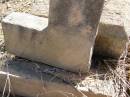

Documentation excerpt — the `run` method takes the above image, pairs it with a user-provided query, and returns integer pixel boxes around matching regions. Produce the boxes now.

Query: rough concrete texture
[94,0,129,59]
[0,56,119,97]
[2,0,105,73]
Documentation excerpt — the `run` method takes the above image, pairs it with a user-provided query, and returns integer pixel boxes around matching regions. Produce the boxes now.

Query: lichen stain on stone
[68,2,84,27]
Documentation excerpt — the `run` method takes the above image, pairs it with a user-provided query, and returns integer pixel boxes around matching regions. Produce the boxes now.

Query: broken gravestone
[2,0,104,73]
[0,55,122,97]
[94,0,129,59]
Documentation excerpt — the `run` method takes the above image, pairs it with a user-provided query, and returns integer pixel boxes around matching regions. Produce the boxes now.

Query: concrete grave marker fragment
[0,57,120,97]
[94,0,129,59]
[2,0,105,73]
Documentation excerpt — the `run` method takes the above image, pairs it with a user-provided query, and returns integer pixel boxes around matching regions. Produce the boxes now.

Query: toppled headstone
[0,56,121,97]
[94,0,129,59]
[2,0,105,73]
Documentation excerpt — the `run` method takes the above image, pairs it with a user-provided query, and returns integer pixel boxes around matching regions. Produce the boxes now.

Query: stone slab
[2,0,104,73]
[94,0,129,59]
[0,55,119,97]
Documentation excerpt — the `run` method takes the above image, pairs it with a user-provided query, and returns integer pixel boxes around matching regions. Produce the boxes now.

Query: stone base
[2,0,105,73]
[2,12,92,73]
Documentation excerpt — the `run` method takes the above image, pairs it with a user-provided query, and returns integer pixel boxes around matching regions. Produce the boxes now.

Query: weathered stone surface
[0,0,9,3]
[0,56,118,97]
[31,0,49,17]
[94,0,129,59]
[2,0,104,73]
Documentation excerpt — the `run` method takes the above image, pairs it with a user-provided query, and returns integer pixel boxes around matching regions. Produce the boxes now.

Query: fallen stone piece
[0,56,120,97]
[94,0,129,59]
[2,0,105,73]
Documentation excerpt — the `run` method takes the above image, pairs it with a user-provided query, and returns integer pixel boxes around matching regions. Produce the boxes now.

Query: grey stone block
[94,0,129,59]
[2,0,105,73]
[0,57,117,97]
